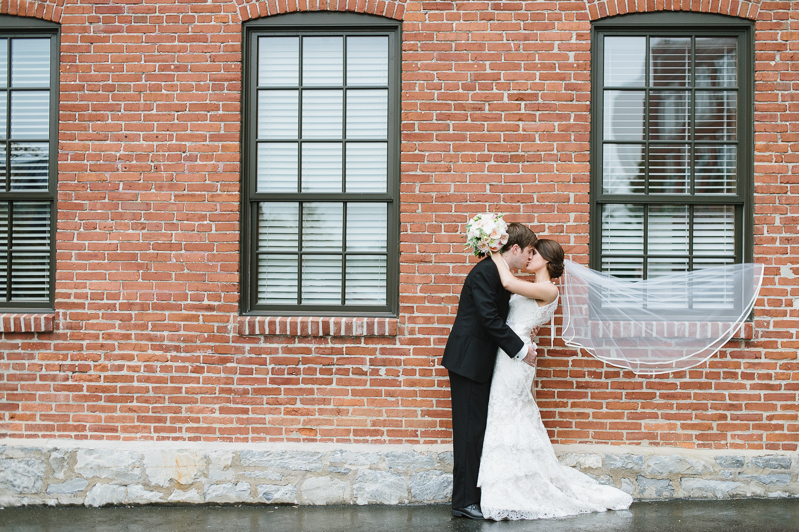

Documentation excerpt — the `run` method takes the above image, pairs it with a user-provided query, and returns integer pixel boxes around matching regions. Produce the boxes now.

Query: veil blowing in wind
[559,261,764,375]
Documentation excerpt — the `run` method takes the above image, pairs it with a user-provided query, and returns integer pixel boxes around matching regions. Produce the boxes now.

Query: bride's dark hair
[536,239,564,279]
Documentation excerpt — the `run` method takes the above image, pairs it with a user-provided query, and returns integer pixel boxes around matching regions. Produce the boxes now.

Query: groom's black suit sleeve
[442,258,525,383]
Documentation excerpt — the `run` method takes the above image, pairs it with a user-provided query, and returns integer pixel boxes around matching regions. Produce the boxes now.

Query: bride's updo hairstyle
[536,239,565,279]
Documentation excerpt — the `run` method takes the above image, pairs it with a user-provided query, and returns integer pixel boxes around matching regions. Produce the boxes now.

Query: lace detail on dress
[477,294,633,521]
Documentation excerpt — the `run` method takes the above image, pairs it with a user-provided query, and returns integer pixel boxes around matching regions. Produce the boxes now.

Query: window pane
[604,36,645,87]
[11,251,48,300]
[346,90,387,139]
[696,38,737,88]
[258,202,298,252]
[12,202,49,247]
[303,37,343,86]
[302,90,342,139]
[602,204,644,255]
[692,258,737,309]
[693,206,735,256]
[302,255,342,304]
[11,91,49,139]
[649,90,690,141]
[0,39,7,88]
[258,255,298,304]
[346,255,386,304]
[346,143,387,192]
[693,257,735,269]
[259,37,299,86]
[347,36,388,86]
[347,203,387,252]
[650,37,691,87]
[302,203,343,251]
[648,205,689,256]
[0,203,6,299]
[601,256,643,281]
[10,143,48,192]
[258,90,298,139]
[646,257,689,308]
[257,143,297,193]
[603,144,644,194]
[0,92,5,139]
[695,91,736,140]
[647,258,689,278]
[11,38,49,88]
[11,202,50,302]
[301,143,342,192]
[695,145,736,194]
[603,90,644,141]
[0,144,5,190]
[649,145,689,194]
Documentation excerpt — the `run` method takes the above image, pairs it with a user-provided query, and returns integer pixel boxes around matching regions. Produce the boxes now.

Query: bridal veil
[560,260,764,375]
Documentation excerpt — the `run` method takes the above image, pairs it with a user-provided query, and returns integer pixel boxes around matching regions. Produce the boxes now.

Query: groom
[442,222,538,519]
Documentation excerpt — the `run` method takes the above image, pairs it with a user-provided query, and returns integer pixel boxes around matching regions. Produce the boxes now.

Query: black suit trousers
[448,369,492,509]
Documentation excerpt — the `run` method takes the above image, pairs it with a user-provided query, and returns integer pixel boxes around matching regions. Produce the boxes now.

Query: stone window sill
[0,313,55,333]
[237,316,398,337]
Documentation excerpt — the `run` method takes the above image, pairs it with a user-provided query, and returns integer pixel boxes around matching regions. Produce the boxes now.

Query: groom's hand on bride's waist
[522,344,537,367]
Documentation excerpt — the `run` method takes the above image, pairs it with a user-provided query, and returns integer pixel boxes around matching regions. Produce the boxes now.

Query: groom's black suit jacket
[442,257,525,383]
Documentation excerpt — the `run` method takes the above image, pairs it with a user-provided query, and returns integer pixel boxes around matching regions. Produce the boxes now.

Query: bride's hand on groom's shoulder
[522,345,537,367]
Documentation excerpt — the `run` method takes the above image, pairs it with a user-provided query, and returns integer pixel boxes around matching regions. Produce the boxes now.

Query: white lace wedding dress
[477,293,633,521]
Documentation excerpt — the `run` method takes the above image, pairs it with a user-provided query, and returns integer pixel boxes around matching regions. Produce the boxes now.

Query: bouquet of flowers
[464,213,509,256]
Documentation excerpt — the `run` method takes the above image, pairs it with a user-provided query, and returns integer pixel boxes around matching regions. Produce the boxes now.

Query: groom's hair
[500,223,537,253]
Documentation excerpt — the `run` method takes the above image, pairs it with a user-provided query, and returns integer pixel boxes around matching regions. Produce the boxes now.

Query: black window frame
[0,16,59,312]
[240,12,401,317]
[590,13,754,283]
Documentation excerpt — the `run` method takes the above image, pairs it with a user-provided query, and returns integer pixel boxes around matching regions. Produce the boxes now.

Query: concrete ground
[2,499,799,532]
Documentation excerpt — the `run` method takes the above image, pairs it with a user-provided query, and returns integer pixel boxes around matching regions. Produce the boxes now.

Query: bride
[477,238,633,521]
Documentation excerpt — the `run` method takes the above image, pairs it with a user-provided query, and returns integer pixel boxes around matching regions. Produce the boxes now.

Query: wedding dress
[477,293,633,521]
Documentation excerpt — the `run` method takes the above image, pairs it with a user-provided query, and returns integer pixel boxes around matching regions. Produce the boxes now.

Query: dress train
[477,294,633,521]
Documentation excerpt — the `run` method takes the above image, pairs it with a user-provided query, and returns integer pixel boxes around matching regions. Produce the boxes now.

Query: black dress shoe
[451,503,484,519]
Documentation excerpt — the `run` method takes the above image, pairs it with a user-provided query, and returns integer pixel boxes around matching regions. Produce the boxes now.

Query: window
[0,17,58,310]
[591,13,753,294]
[241,13,400,316]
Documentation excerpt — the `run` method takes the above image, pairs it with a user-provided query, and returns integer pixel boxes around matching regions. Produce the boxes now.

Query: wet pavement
[2,499,799,532]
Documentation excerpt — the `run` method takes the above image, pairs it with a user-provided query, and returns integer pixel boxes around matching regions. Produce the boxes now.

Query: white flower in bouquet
[464,213,508,256]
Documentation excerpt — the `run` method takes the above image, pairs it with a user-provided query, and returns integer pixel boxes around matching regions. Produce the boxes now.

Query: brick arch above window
[586,0,761,22]
[235,0,406,23]
[0,0,62,23]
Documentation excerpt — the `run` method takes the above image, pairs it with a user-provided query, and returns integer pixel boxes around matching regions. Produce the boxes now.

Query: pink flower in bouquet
[464,213,508,257]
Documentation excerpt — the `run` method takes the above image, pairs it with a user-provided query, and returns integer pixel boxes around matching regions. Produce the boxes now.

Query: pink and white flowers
[465,213,509,256]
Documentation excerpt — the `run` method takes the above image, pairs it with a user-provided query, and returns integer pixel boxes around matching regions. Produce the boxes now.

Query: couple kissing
[442,221,632,521]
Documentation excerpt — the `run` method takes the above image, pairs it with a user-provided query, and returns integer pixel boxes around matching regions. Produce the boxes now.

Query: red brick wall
[1,0,796,451]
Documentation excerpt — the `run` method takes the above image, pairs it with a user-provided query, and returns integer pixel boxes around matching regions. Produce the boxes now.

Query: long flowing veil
[560,260,764,375]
